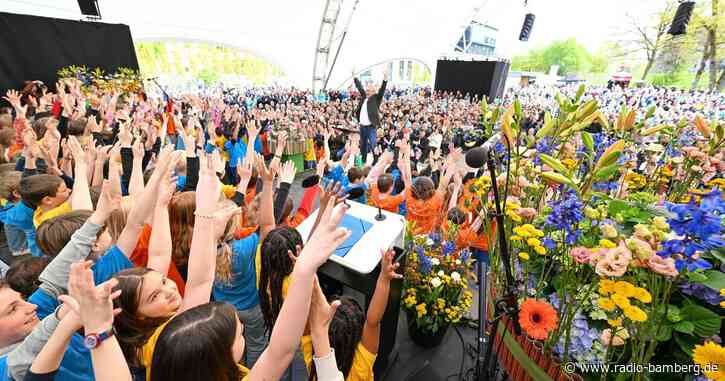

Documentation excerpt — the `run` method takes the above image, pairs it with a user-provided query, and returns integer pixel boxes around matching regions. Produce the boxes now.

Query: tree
[511,38,592,75]
[616,1,677,81]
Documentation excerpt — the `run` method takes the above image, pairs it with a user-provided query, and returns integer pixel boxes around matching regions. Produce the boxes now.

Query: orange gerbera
[518,298,559,340]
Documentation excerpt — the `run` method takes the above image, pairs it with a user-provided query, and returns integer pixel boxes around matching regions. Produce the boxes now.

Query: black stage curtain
[434,59,510,101]
[0,12,139,95]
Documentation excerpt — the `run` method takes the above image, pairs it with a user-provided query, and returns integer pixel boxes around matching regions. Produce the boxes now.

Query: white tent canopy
[4,0,530,88]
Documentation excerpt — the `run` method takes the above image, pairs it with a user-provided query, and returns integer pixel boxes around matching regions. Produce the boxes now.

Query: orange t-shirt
[130,225,186,296]
[446,219,496,252]
[405,188,444,235]
[370,185,405,213]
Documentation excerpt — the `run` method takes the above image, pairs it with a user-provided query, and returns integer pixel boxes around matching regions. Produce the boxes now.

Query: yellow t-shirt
[304,139,316,162]
[141,319,250,380]
[300,336,377,381]
[33,201,72,228]
[255,245,291,298]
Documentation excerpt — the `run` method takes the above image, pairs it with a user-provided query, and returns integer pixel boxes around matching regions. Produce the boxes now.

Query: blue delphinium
[657,189,724,272]
[416,246,432,274]
[429,232,442,247]
[459,248,471,263]
[545,188,584,244]
[534,137,554,166]
[442,241,456,257]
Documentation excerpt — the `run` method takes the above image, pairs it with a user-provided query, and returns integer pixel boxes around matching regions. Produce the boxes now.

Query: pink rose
[607,241,632,267]
[595,257,627,277]
[518,208,537,219]
[647,255,678,277]
[570,247,592,264]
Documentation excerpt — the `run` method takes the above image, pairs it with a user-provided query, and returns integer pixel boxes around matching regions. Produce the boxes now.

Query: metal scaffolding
[312,0,360,92]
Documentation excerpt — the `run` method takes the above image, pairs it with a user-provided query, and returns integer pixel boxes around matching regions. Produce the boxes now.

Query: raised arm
[249,201,351,381]
[361,249,401,354]
[67,136,93,210]
[377,68,389,99]
[128,138,146,199]
[257,154,277,243]
[179,154,240,313]
[436,152,458,195]
[146,168,177,275]
[115,146,179,257]
[269,130,288,172]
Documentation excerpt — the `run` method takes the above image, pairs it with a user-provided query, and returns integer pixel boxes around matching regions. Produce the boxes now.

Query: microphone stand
[475,154,520,380]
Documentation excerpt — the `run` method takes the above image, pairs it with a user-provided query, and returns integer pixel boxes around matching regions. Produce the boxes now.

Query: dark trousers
[359,124,377,159]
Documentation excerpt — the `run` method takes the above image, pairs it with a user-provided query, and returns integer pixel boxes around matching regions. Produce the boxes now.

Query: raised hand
[257,154,277,184]
[297,200,350,270]
[66,261,122,333]
[156,168,177,207]
[279,160,296,184]
[118,120,133,147]
[309,276,341,332]
[246,119,259,139]
[236,157,254,188]
[379,249,403,282]
[67,135,85,164]
[95,180,122,220]
[319,181,345,208]
[195,153,222,217]
[131,136,144,159]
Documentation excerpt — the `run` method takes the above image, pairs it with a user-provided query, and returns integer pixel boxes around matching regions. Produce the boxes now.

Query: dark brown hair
[347,167,364,183]
[0,171,22,201]
[5,256,51,298]
[19,174,63,209]
[149,302,241,381]
[31,117,50,139]
[168,192,196,269]
[411,176,435,201]
[377,174,394,194]
[0,127,15,147]
[67,117,87,136]
[36,210,93,257]
[259,226,301,332]
[112,267,171,368]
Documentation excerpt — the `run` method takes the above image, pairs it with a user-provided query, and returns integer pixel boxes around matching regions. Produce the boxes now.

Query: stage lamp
[519,13,536,41]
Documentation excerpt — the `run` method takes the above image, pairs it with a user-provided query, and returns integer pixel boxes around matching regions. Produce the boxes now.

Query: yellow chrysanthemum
[632,287,652,304]
[512,227,531,238]
[611,294,631,309]
[416,303,427,319]
[534,245,547,255]
[720,288,725,297]
[599,239,617,249]
[692,341,725,381]
[598,297,616,312]
[623,305,647,322]
[608,317,622,327]
[526,238,542,247]
[519,252,530,261]
[612,281,636,298]
[510,235,523,242]
[599,279,616,295]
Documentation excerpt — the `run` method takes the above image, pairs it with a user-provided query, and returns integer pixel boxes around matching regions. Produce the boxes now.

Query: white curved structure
[4,0,507,88]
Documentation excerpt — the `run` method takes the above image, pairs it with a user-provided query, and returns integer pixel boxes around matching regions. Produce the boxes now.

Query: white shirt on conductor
[360,97,371,126]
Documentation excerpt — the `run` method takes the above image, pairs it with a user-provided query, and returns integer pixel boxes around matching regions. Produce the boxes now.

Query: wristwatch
[84,327,115,349]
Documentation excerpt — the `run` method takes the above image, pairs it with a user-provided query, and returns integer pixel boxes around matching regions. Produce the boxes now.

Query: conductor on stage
[353,67,389,158]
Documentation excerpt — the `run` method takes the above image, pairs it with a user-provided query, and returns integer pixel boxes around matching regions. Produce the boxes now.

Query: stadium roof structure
[4,0,516,88]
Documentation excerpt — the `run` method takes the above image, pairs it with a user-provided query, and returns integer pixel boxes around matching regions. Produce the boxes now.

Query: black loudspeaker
[434,59,510,101]
[519,13,536,41]
[668,1,695,36]
[77,0,101,17]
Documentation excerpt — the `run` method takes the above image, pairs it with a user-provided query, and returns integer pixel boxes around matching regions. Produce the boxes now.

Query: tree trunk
[718,67,725,90]
[692,44,711,90]
[642,55,656,81]
[709,0,719,90]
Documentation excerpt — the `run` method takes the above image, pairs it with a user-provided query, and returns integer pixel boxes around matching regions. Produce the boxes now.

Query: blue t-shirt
[344,183,369,204]
[213,233,260,311]
[224,140,247,168]
[1,201,39,256]
[0,355,7,381]
[92,245,134,286]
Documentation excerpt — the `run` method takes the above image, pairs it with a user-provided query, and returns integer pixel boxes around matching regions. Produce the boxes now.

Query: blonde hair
[215,200,242,284]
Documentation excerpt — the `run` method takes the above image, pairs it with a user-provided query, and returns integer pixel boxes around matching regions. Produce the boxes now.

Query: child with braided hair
[301,249,402,380]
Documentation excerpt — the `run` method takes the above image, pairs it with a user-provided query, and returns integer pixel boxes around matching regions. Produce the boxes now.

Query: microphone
[464,133,501,169]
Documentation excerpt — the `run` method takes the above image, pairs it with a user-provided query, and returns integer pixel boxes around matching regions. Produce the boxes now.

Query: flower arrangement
[57,65,142,94]
[445,85,725,380]
[402,227,473,336]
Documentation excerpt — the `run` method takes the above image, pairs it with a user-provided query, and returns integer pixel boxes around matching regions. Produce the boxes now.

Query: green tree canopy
[511,38,593,75]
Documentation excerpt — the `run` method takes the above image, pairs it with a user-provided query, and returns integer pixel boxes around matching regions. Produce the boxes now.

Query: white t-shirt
[360,97,371,126]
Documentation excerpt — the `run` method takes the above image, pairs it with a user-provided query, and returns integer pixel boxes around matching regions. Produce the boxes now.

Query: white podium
[296,200,406,274]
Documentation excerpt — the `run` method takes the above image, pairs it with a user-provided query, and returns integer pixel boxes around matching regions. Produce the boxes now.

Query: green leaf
[514,99,522,119]
[582,131,594,152]
[693,270,725,291]
[575,84,585,102]
[593,164,620,181]
[674,333,697,356]
[645,105,656,120]
[666,305,682,323]
[541,172,578,192]
[539,154,570,176]
[685,271,708,283]
[680,305,722,337]
[655,325,673,341]
[673,321,695,335]
[590,309,607,320]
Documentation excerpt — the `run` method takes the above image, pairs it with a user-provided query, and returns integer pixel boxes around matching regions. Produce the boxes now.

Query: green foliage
[135,40,285,85]
[511,38,593,75]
